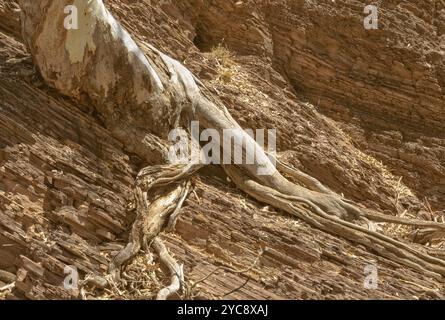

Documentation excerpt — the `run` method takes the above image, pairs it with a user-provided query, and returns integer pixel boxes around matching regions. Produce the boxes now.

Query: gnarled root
[275,157,336,196]
[109,163,200,281]
[224,165,445,279]
[275,157,445,241]
[152,237,184,300]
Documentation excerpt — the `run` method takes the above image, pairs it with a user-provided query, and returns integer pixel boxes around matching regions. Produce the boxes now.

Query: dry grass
[354,149,414,201]
[317,140,418,238]
[353,149,418,237]
[88,252,164,300]
[207,44,238,84]
[205,44,260,101]
[208,44,236,68]
[351,149,445,246]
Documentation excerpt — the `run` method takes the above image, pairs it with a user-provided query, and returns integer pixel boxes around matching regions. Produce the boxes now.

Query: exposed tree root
[275,157,445,241]
[79,274,108,300]
[152,237,184,300]
[224,165,445,279]
[81,164,200,297]
[109,163,199,281]
[274,157,336,196]
[18,0,445,299]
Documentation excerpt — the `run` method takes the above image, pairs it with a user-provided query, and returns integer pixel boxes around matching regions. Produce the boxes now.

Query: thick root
[109,163,199,281]
[152,237,184,300]
[274,157,336,196]
[224,165,445,279]
[273,157,445,242]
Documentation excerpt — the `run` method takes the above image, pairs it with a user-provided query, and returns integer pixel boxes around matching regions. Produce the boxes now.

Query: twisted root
[108,163,200,288]
[224,165,445,279]
[152,237,184,300]
[276,157,445,241]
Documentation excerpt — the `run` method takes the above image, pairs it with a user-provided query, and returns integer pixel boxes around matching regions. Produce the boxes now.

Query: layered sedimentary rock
[177,0,445,208]
[0,0,444,299]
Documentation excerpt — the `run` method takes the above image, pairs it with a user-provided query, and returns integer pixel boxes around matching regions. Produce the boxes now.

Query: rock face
[177,0,445,209]
[0,0,444,299]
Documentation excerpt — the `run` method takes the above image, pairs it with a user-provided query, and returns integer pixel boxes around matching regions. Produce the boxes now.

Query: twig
[189,249,263,298]
[0,282,15,292]
[218,277,250,299]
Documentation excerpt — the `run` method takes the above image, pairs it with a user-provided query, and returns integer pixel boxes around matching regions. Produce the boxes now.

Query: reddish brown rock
[0,0,444,300]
